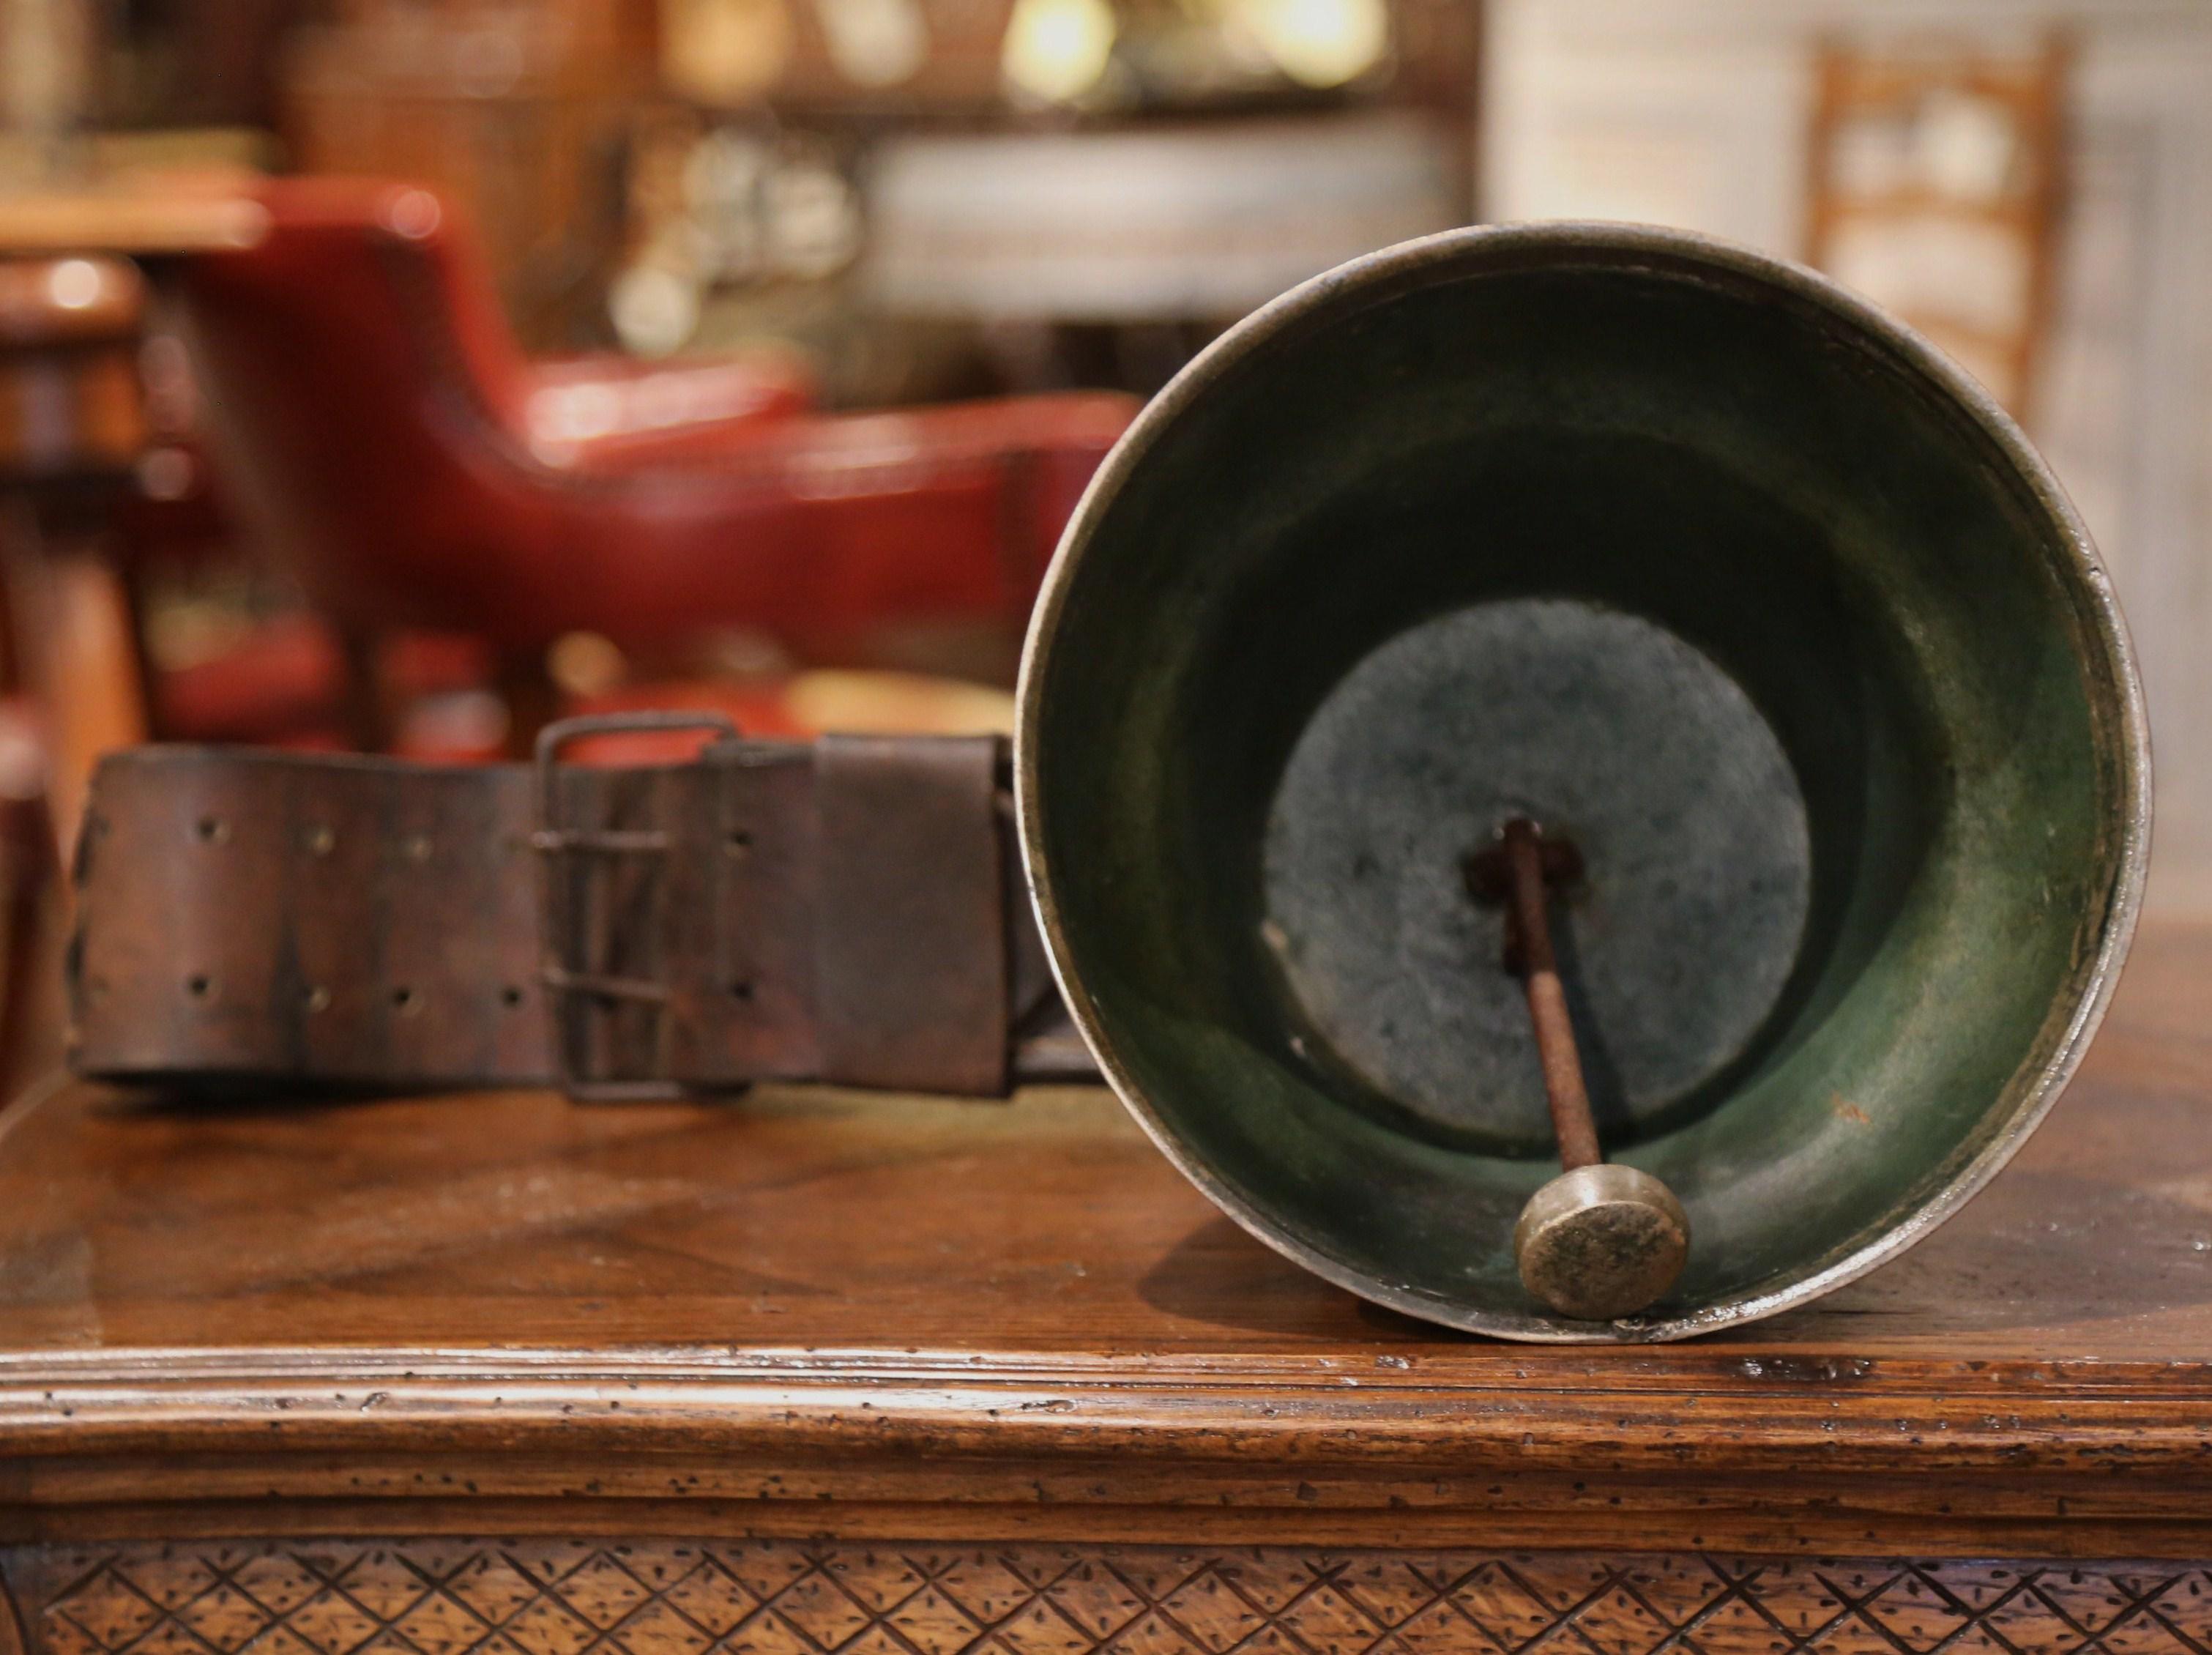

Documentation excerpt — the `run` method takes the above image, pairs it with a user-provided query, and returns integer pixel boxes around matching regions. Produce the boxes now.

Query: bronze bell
[1014,223,2149,1342]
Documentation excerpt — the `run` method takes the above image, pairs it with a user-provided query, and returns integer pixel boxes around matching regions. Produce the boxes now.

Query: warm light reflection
[47,259,103,310]
[1235,0,1387,89]
[659,0,794,105]
[1000,0,1117,103]
[815,0,930,86]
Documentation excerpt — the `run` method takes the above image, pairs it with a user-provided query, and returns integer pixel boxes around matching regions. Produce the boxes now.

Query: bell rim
[1012,218,2153,1344]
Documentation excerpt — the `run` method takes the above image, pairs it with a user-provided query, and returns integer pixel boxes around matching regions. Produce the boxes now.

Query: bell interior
[1024,238,2137,1334]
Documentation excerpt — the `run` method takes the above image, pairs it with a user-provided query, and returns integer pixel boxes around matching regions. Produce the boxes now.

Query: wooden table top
[0,187,267,257]
[0,922,2207,1552]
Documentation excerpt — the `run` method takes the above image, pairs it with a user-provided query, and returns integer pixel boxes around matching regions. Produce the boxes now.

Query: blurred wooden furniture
[279,0,658,349]
[0,187,269,255]
[0,175,283,831]
[174,176,1134,750]
[0,921,2208,1640]
[1806,35,2067,419]
[0,172,1130,776]
[0,252,149,859]
[0,250,154,1087]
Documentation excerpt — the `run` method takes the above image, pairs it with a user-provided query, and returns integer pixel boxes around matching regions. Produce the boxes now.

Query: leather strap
[67,732,1093,1097]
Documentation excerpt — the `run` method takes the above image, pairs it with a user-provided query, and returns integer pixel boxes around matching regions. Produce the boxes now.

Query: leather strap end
[814,734,1008,1095]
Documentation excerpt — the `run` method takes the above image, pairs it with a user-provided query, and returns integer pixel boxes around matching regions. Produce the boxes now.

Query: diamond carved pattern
[20,1541,2212,1655]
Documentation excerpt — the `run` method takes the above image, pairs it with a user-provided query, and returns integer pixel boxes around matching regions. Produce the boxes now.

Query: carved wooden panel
[10,1540,2212,1655]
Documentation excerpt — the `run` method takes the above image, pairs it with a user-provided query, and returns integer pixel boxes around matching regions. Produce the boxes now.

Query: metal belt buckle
[532,710,738,1101]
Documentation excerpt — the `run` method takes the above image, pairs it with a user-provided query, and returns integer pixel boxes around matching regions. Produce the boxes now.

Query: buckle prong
[533,710,738,1100]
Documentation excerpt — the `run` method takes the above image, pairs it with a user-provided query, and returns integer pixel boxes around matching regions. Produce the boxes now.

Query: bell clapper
[1467,818,1689,1322]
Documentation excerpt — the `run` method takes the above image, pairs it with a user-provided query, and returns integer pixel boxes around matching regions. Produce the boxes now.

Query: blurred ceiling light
[764,161,864,279]
[815,0,930,87]
[46,259,103,309]
[1001,0,1117,104]
[548,633,628,699]
[1234,0,1386,89]
[682,130,770,283]
[660,0,794,105]
[610,261,702,357]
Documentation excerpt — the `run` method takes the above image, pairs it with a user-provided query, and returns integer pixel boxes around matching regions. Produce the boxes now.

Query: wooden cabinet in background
[280,0,660,349]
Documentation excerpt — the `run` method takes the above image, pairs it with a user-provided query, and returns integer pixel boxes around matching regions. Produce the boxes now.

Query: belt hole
[186,972,213,998]
[304,985,331,1013]
[392,985,419,1012]
[195,816,230,845]
[725,829,752,858]
[501,985,524,1008]
[729,979,754,1002]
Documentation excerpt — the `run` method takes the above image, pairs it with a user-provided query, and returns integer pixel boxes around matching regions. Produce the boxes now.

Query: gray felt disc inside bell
[1260,598,1811,1154]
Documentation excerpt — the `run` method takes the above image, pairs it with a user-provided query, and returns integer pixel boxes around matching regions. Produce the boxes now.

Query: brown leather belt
[67,715,1095,1097]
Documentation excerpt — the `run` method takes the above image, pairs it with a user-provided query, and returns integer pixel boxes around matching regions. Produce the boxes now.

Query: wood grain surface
[0,926,2206,1559]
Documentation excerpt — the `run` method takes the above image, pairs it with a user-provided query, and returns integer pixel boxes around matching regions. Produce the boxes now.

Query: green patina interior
[1027,243,2137,1332]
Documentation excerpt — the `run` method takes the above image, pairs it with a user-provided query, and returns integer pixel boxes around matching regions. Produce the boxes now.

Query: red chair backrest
[177,179,1131,653]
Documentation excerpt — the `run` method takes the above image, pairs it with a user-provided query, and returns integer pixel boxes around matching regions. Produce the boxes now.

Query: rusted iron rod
[1498,817,1601,1172]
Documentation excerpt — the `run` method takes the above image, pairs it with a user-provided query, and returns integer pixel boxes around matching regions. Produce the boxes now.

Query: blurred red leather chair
[171,178,1137,749]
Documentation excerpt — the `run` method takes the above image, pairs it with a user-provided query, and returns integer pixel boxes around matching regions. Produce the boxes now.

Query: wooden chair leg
[496,645,557,759]
[0,782,55,1100]
[336,623,395,752]
[0,515,147,866]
